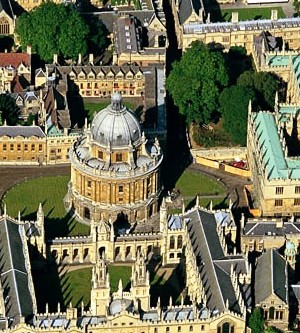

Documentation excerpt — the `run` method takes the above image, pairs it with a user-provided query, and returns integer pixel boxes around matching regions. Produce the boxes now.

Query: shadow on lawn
[149,263,186,307]
[32,263,64,312]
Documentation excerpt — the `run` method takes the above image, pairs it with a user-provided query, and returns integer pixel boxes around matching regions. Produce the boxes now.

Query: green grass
[85,101,134,122]
[61,268,92,307]
[3,176,90,238]
[108,265,132,292]
[175,170,226,196]
[219,7,285,22]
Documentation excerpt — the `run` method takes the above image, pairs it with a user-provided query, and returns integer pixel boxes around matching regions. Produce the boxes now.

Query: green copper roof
[267,54,293,67]
[253,112,300,180]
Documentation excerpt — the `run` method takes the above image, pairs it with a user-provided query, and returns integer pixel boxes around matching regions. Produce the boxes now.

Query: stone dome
[91,93,142,147]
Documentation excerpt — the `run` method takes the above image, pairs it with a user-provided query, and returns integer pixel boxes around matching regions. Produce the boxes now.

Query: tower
[284,240,297,270]
[130,251,150,311]
[90,256,111,316]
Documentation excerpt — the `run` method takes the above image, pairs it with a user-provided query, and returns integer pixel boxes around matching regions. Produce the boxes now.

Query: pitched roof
[0,216,36,324]
[178,0,202,25]
[255,249,287,304]
[0,0,14,19]
[0,125,45,138]
[0,53,30,68]
[244,220,300,237]
[184,208,247,314]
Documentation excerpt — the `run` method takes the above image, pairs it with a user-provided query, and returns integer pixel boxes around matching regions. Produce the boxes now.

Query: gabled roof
[255,249,287,305]
[0,0,14,19]
[0,216,36,324]
[184,208,246,314]
[0,53,30,68]
[178,0,202,25]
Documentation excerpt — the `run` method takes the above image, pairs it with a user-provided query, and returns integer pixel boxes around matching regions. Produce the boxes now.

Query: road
[0,165,70,200]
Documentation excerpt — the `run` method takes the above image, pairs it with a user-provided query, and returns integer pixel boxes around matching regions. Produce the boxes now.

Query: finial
[182,200,185,214]
[18,211,21,222]
[209,200,213,211]
[196,194,199,208]
[248,100,252,115]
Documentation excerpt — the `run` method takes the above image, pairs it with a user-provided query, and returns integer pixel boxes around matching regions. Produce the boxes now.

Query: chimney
[271,9,278,21]
[231,12,239,23]
[26,45,32,55]
[89,53,94,65]
[78,53,82,65]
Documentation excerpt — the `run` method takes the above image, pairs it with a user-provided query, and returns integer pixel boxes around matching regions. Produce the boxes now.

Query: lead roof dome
[91,92,142,147]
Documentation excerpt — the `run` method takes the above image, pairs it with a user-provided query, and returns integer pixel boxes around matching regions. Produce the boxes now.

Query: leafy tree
[0,94,20,125]
[264,327,283,333]
[16,2,89,62]
[84,16,110,55]
[237,71,280,110]
[219,85,255,145]
[225,46,252,84]
[166,41,229,124]
[249,307,265,333]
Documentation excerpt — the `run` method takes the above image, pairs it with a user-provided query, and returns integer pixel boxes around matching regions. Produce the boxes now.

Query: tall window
[295,186,300,194]
[116,153,122,162]
[169,236,175,249]
[275,186,283,195]
[275,199,283,207]
[0,18,9,35]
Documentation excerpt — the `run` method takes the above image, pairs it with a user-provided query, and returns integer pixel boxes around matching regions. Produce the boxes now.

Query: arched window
[170,236,175,249]
[222,323,230,333]
[218,322,233,333]
[177,235,183,249]
[84,207,90,219]
[269,306,275,319]
[0,18,9,35]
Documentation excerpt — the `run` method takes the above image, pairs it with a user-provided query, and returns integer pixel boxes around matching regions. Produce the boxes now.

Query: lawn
[33,264,183,312]
[84,101,134,122]
[218,7,285,22]
[175,169,226,196]
[3,176,90,238]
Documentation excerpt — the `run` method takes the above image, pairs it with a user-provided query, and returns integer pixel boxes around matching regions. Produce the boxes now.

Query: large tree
[237,71,280,110]
[166,41,229,124]
[219,85,255,145]
[249,307,265,333]
[0,94,20,125]
[16,2,89,62]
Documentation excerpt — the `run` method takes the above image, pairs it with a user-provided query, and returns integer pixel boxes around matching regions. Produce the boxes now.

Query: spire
[182,200,185,214]
[248,99,252,115]
[196,194,199,208]
[274,91,279,113]
[118,279,123,299]
[209,200,213,211]
[18,211,21,223]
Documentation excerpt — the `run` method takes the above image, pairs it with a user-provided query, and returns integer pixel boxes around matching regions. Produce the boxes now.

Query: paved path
[0,165,70,200]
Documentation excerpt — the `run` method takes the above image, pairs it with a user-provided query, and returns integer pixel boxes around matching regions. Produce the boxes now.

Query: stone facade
[65,93,163,224]
[0,124,79,164]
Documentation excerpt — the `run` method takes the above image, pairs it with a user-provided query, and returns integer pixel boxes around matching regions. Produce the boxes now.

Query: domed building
[65,93,163,224]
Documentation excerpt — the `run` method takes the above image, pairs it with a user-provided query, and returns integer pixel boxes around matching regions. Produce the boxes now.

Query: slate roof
[244,220,300,236]
[184,208,247,314]
[0,53,30,68]
[0,0,14,19]
[178,0,202,25]
[114,16,140,54]
[0,125,45,138]
[0,217,35,324]
[255,249,287,305]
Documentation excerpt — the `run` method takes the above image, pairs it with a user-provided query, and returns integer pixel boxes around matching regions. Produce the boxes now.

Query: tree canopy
[219,85,255,145]
[237,71,280,110]
[16,2,89,62]
[166,41,229,124]
[249,307,265,333]
[0,94,20,125]
[84,16,110,55]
